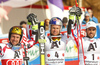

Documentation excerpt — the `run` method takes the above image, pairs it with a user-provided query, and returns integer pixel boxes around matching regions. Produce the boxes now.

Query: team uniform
[79,22,99,65]
[79,37,100,65]
[0,43,23,65]
[44,17,68,65]
[26,25,33,40]
[0,26,36,65]
[45,34,67,65]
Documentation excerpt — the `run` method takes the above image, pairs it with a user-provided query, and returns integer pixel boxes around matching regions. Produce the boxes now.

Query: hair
[87,9,93,12]
[62,17,68,23]
[20,21,27,26]
[44,19,50,23]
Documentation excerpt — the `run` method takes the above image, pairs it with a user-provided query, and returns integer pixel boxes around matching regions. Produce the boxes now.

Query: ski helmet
[49,17,62,25]
[49,17,62,38]
[9,26,23,42]
[49,17,62,30]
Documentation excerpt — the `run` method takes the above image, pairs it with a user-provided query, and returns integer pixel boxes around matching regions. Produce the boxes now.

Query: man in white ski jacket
[45,17,67,65]
[79,21,100,65]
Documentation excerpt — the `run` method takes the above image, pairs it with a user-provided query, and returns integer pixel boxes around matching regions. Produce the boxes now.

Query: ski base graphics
[38,21,45,65]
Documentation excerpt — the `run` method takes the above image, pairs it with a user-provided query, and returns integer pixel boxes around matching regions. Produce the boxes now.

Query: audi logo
[6,59,22,65]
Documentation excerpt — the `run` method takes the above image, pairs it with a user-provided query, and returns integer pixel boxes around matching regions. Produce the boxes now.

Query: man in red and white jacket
[0,26,37,65]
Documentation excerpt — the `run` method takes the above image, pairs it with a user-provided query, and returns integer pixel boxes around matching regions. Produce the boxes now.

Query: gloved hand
[68,6,82,34]
[69,5,82,24]
[32,24,38,30]
[27,13,38,25]
[69,5,82,16]
[38,39,46,43]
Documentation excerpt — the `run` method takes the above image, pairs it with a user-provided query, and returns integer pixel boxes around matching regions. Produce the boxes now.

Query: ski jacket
[45,34,67,65]
[79,37,100,65]
[0,28,36,65]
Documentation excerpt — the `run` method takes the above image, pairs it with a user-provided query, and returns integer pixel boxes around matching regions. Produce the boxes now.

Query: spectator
[62,17,68,28]
[82,12,92,24]
[20,21,27,28]
[88,9,98,23]
[44,19,50,31]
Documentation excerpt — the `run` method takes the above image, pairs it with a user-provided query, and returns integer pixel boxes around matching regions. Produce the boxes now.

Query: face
[86,27,96,38]
[22,24,27,28]
[51,25,61,36]
[10,34,21,45]
[85,16,90,21]
[45,19,50,26]
[88,9,93,17]
[63,23,67,26]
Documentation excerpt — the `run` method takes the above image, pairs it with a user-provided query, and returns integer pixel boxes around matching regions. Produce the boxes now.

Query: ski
[38,21,45,65]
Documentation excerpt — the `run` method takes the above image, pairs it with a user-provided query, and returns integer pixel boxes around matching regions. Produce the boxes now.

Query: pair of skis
[27,13,45,65]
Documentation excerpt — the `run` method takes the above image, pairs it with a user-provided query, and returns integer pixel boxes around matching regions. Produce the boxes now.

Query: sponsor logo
[6,59,22,65]
[65,40,78,59]
[27,45,39,61]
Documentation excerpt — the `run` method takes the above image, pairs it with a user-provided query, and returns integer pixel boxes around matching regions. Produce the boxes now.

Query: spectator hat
[85,12,90,16]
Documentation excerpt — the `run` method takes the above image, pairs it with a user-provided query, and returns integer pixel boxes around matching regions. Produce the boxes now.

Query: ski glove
[32,24,38,30]
[69,5,82,16]
[38,39,46,43]
[27,13,38,25]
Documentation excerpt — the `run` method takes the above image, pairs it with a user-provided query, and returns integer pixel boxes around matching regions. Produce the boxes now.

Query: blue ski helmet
[49,17,62,26]
[49,17,62,32]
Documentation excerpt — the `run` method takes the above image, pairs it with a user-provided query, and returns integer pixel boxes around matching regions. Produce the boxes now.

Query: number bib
[45,51,65,65]
[79,37,100,65]
[85,54,100,65]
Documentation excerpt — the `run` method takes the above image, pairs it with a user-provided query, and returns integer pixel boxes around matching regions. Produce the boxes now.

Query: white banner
[0,0,39,8]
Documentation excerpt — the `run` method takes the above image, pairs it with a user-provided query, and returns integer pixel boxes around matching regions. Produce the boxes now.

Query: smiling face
[10,34,21,46]
[86,27,96,38]
[51,25,61,36]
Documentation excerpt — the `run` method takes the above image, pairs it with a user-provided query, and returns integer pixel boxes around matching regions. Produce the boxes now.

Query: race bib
[45,51,65,65]
[85,54,100,65]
